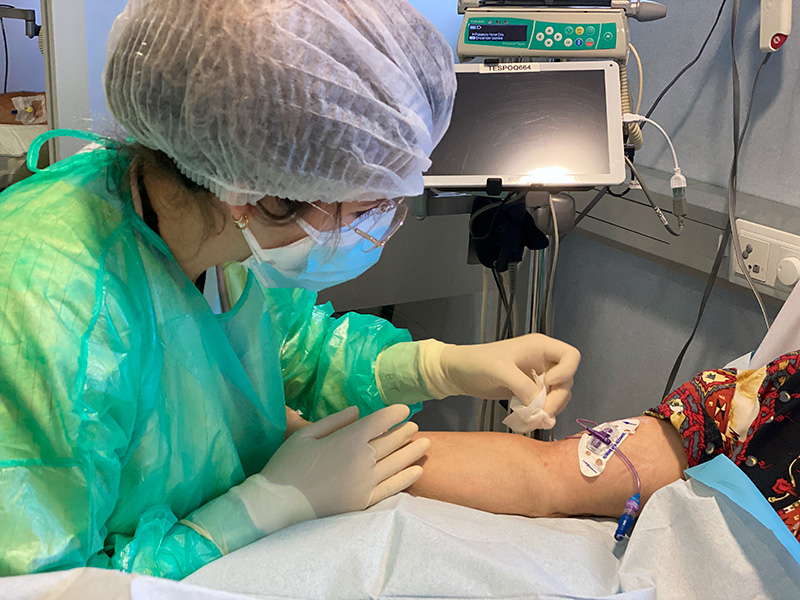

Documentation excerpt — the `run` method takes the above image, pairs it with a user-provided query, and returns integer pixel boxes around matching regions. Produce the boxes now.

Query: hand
[421,333,581,420]
[262,404,430,518]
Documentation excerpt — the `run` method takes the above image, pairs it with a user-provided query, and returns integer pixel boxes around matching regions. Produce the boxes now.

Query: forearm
[408,416,687,518]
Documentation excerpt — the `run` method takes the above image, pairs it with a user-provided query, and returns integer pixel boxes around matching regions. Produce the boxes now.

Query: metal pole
[528,249,541,334]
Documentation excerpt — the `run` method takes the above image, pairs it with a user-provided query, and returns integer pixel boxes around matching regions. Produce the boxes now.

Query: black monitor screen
[468,24,529,43]
[426,70,611,180]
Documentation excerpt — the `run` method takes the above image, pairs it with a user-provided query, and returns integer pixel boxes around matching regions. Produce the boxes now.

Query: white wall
[631,0,800,207]
[83,0,126,133]
[406,0,462,54]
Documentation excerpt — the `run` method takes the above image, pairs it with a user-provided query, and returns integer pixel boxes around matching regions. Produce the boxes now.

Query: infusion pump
[456,1,666,62]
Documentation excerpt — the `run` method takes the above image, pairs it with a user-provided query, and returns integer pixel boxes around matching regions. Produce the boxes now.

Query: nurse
[0,0,580,580]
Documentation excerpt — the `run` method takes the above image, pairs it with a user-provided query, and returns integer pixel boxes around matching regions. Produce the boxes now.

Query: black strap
[137,171,160,237]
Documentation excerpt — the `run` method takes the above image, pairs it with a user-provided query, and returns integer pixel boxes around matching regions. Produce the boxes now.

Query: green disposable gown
[0,146,413,579]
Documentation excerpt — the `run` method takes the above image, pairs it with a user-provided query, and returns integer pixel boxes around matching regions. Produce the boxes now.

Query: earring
[232,214,250,230]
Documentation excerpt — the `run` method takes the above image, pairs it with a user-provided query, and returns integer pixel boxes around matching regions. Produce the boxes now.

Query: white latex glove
[184,405,428,555]
[242,404,429,527]
[420,334,581,425]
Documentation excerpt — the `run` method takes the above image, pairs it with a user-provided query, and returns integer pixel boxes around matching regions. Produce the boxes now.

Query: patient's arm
[408,416,687,518]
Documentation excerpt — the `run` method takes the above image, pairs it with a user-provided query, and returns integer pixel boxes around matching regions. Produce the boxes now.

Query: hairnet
[103,0,456,205]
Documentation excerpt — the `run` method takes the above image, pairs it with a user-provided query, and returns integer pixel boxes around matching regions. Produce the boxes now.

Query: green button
[587,26,596,35]
[565,26,574,34]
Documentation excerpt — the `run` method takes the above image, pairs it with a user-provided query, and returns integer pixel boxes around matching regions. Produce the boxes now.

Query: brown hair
[115,143,341,242]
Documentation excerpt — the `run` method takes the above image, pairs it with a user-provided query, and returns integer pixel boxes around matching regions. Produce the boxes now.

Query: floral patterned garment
[646,351,800,542]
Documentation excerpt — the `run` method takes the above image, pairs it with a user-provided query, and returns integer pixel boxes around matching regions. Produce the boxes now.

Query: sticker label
[479,63,541,74]
[578,419,639,478]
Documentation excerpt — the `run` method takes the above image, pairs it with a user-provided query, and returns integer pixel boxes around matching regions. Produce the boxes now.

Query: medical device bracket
[0,7,41,38]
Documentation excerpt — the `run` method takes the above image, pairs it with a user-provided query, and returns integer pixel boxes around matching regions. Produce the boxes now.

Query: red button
[586,39,594,47]
[771,33,788,50]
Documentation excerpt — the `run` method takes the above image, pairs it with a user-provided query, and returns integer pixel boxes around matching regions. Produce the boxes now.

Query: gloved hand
[376,334,580,429]
[423,334,581,422]
[185,405,429,555]
[241,404,428,524]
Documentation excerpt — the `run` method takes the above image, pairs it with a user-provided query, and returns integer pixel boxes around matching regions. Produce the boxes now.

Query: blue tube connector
[614,493,641,541]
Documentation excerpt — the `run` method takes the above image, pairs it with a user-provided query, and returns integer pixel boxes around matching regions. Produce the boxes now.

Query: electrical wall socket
[776,245,800,289]
[729,220,800,297]
[733,233,770,283]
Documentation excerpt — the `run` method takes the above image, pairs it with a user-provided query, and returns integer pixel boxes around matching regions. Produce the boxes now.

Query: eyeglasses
[306,198,408,252]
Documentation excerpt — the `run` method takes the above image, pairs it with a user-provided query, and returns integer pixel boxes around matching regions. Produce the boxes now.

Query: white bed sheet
[751,278,800,368]
[0,124,47,189]
[184,479,800,599]
[188,494,626,599]
[2,478,798,599]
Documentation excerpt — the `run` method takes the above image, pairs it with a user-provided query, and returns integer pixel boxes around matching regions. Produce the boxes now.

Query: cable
[469,201,505,237]
[663,23,774,395]
[493,267,518,340]
[492,267,511,337]
[619,63,643,150]
[624,114,679,170]
[507,262,517,338]
[663,223,730,396]
[544,195,560,336]
[471,191,527,342]
[495,275,503,341]
[480,268,490,344]
[626,157,683,237]
[1,16,7,94]
[469,192,522,242]
[479,267,490,431]
[623,113,688,224]
[606,185,632,199]
[728,0,771,331]
[628,43,643,114]
[644,0,728,120]
[572,187,609,228]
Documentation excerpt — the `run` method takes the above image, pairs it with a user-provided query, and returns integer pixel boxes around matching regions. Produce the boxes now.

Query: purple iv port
[589,427,613,450]
[624,496,641,513]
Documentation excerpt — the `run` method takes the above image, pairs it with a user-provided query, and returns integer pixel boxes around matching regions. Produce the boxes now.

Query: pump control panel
[458,9,629,61]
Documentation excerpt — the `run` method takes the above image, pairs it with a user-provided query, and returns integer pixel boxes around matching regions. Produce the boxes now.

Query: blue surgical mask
[240,209,392,291]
